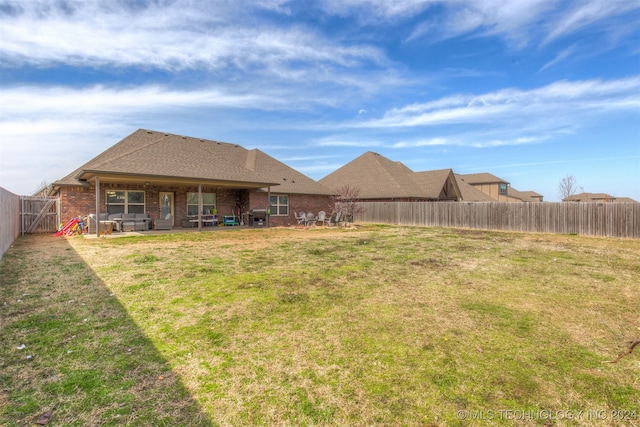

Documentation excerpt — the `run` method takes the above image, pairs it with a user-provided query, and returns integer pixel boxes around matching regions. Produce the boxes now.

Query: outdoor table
[111,218,123,232]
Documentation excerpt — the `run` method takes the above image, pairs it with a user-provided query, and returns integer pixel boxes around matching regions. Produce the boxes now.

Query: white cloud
[0,83,333,123]
[543,0,640,44]
[404,0,639,50]
[316,136,382,147]
[392,137,448,148]
[539,45,577,72]
[0,0,384,72]
[354,77,640,129]
[320,0,436,20]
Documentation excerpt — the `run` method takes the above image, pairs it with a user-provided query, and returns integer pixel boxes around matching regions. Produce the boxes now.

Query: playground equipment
[54,216,86,236]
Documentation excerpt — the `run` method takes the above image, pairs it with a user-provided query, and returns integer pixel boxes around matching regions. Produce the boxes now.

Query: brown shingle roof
[507,187,538,203]
[414,169,461,200]
[454,175,496,201]
[53,129,333,195]
[319,151,458,200]
[520,190,544,201]
[457,172,509,185]
[250,149,335,196]
[563,192,637,202]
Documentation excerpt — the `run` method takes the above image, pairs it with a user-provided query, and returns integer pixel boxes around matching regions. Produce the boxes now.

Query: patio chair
[331,212,343,227]
[317,211,326,225]
[326,212,337,227]
[154,214,173,230]
[295,211,307,227]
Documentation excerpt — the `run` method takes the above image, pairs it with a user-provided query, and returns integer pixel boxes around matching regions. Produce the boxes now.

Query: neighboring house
[506,188,541,203]
[318,151,462,201]
[519,191,544,202]
[563,193,638,203]
[454,178,496,202]
[48,129,334,229]
[455,173,541,202]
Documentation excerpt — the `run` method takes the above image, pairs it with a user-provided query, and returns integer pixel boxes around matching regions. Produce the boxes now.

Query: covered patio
[48,129,334,237]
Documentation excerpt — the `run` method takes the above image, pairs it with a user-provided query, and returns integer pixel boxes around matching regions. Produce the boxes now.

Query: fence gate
[20,196,60,234]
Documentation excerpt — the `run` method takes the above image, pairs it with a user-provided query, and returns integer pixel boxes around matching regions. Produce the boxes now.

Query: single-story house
[563,192,638,203]
[48,129,334,233]
[319,151,462,201]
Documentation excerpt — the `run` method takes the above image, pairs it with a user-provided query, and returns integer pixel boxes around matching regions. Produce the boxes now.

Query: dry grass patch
[1,225,639,426]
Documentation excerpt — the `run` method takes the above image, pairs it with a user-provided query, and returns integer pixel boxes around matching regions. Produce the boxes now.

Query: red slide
[54,218,79,236]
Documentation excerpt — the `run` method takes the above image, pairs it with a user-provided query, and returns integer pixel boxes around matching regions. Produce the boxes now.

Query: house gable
[454,176,496,201]
[457,172,519,202]
[319,152,461,201]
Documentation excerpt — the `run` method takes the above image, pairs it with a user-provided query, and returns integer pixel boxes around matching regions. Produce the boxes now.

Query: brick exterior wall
[58,184,333,228]
[59,185,97,221]
[252,191,333,227]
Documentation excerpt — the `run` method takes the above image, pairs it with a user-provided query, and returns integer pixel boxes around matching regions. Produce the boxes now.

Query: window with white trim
[106,190,145,214]
[187,192,216,215]
[269,194,289,216]
[499,183,508,195]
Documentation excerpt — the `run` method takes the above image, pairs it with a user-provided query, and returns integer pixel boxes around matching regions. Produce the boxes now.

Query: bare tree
[331,183,365,222]
[557,175,582,201]
[32,180,49,196]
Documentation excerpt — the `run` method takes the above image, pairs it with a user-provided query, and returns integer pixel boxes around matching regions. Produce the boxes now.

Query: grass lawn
[1,225,638,426]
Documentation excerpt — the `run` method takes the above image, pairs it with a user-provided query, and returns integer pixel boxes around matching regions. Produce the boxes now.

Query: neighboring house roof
[454,175,496,201]
[563,192,637,203]
[507,187,539,203]
[456,172,509,185]
[520,191,544,201]
[414,169,461,200]
[455,172,544,202]
[52,129,333,195]
[250,149,335,195]
[564,192,613,201]
[318,151,460,200]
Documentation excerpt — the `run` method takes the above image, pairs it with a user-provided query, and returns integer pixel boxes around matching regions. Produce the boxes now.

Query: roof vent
[217,142,221,145]
[164,133,169,136]
[283,178,287,181]
[146,130,152,134]
[199,139,204,142]
[182,136,186,139]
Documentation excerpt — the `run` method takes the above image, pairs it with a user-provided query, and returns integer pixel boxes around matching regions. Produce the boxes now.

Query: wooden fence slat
[355,202,640,238]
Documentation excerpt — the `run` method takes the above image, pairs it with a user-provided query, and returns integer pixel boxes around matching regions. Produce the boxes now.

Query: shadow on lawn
[0,235,214,427]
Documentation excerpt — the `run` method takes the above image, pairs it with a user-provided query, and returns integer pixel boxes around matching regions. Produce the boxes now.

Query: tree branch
[603,340,640,364]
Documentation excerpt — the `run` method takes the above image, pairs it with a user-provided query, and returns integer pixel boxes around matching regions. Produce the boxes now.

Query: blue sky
[1,0,639,201]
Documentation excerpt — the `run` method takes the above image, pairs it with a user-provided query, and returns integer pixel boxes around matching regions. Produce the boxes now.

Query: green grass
[1,226,639,426]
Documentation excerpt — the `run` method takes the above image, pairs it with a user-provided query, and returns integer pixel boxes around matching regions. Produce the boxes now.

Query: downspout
[95,177,100,237]
[267,186,271,227]
[198,183,202,232]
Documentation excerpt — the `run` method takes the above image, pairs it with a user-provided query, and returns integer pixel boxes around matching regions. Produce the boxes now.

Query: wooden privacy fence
[354,202,640,238]
[20,196,60,234]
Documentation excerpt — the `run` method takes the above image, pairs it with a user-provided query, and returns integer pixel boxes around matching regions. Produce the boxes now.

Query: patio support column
[267,186,271,228]
[198,183,202,232]
[95,176,100,237]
